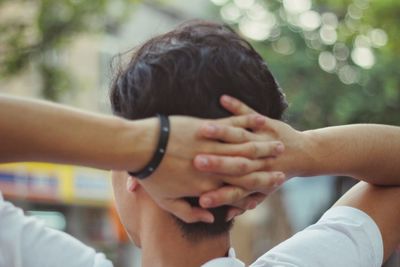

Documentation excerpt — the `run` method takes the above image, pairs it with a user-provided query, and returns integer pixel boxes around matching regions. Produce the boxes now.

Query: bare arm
[302,124,400,184]
[0,95,285,222]
[197,95,400,209]
[0,95,154,170]
[217,95,400,184]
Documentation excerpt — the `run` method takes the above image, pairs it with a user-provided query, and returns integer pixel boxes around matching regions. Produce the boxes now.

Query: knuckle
[247,175,261,190]
[246,115,252,127]
[238,161,249,174]
[237,200,249,210]
[239,129,246,141]
[261,157,274,171]
[219,126,228,138]
[228,117,237,125]
[232,188,243,201]
[200,181,217,192]
[248,143,258,158]
[216,194,228,205]
[207,156,220,170]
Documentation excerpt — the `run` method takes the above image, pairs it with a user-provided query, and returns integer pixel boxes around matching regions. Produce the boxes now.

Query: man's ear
[126,176,140,192]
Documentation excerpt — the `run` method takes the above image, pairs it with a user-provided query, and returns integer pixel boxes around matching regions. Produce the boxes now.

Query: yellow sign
[0,163,112,207]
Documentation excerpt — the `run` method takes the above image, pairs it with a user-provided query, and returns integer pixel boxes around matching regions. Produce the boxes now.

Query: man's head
[110,20,287,245]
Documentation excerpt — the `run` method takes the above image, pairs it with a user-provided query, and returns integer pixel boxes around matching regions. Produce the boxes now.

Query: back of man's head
[110,20,287,242]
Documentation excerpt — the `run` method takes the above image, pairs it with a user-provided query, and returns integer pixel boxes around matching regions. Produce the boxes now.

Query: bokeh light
[321,12,338,28]
[319,51,336,72]
[369,29,388,47]
[354,0,369,9]
[233,0,255,9]
[246,3,269,21]
[239,16,276,41]
[210,0,229,6]
[299,10,321,31]
[283,0,311,14]
[338,65,360,84]
[320,25,337,45]
[355,34,371,47]
[272,37,295,55]
[351,47,375,69]
[348,4,363,20]
[220,3,242,22]
[210,0,388,85]
[333,43,350,61]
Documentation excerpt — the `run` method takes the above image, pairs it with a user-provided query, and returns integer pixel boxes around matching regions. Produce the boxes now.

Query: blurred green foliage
[0,0,399,128]
[212,0,400,128]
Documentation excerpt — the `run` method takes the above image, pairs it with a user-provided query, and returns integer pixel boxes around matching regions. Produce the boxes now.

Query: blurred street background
[0,0,399,266]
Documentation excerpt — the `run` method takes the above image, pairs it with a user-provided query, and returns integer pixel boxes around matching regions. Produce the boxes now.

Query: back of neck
[141,226,230,267]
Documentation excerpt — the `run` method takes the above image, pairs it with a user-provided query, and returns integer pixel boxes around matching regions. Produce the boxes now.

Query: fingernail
[226,213,235,222]
[221,95,232,104]
[246,201,257,210]
[275,143,285,153]
[249,201,257,209]
[206,125,217,135]
[201,197,213,207]
[273,172,285,187]
[197,156,209,168]
[226,210,241,221]
[126,178,133,192]
[204,214,214,223]
[255,115,265,125]
[276,172,285,180]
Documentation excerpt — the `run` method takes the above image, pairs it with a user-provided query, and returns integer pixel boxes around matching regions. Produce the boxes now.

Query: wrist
[113,117,158,171]
[299,129,323,177]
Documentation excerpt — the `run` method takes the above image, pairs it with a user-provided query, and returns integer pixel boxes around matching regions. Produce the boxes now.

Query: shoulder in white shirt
[250,206,383,267]
[0,191,383,267]
[0,192,113,267]
[202,206,383,267]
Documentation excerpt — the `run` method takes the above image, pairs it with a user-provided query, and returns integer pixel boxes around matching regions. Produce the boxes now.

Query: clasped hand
[132,95,303,223]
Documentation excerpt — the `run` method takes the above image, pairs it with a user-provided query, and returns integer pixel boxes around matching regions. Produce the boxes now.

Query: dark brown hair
[110,20,287,241]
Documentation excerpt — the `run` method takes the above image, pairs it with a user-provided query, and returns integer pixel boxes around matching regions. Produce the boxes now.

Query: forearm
[0,95,155,170]
[301,124,400,184]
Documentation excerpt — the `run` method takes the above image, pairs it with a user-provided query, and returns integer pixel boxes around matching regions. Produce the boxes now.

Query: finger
[220,95,257,116]
[226,207,245,221]
[220,114,267,130]
[225,193,267,220]
[163,199,215,224]
[194,155,269,176]
[215,141,285,159]
[200,171,284,208]
[223,171,286,192]
[199,185,250,208]
[200,123,258,143]
[229,192,267,212]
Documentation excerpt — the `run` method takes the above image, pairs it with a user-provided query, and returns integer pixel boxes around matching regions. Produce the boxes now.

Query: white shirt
[202,206,383,267]
[201,248,245,267]
[0,193,383,267]
[0,193,112,267]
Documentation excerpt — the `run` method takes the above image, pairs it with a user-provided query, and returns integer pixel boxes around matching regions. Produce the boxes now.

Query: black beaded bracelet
[128,114,170,179]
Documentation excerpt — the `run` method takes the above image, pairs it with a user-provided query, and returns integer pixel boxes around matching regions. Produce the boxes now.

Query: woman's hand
[197,95,315,214]
[133,114,286,223]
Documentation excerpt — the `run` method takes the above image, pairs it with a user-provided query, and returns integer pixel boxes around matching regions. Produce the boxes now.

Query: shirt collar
[201,248,245,267]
